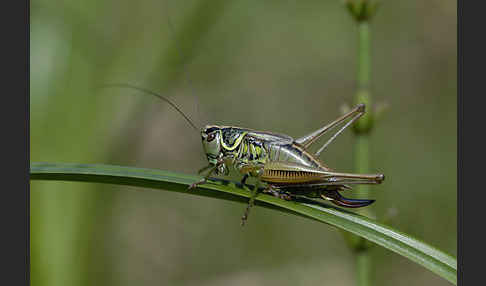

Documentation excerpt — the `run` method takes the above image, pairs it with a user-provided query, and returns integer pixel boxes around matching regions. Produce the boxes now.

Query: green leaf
[30,162,457,285]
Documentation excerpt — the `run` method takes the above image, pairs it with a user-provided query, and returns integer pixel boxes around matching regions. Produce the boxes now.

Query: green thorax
[218,127,267,165]
[217,126,325,169]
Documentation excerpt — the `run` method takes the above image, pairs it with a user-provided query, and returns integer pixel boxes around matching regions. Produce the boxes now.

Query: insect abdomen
[261,168,322,184]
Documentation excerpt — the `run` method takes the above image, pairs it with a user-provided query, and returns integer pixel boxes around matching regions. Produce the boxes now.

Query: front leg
[188,161,222,190]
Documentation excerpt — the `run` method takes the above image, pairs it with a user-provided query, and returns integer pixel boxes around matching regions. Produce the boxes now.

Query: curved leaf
[30,162,457,284]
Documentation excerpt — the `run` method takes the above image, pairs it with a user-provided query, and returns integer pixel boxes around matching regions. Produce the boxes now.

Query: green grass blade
[30,162,457,284]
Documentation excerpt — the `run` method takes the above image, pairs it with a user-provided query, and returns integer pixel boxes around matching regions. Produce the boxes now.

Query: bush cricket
[103,84,385,226]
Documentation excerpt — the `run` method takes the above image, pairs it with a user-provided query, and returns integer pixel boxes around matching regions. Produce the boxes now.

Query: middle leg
[262,185,293,201]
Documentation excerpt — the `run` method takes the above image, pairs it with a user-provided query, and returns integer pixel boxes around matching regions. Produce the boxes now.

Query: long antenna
[165,1,203,129]
[99,3,203,132]
[99,83,199,132]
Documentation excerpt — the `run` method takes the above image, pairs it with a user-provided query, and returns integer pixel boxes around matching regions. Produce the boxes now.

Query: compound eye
[207,133,216,142]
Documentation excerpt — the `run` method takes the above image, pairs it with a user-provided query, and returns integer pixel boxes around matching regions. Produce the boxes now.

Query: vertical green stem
[355,134,370,196]
[355,23,372,133]
[357,23,370,89]
[354,21,373,286]
[343,2,379,285]
[357,251,372,286]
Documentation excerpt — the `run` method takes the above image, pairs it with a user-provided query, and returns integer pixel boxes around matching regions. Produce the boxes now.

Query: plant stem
[357,251,372,286]
[354,21,373,286]
[355,134,370,196]
[358,23,370,89]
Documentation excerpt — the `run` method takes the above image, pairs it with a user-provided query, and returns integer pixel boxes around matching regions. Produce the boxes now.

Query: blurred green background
[30,0,456,285]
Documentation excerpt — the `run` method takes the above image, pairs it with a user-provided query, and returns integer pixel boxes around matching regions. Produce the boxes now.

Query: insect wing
[247,131,294,146]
